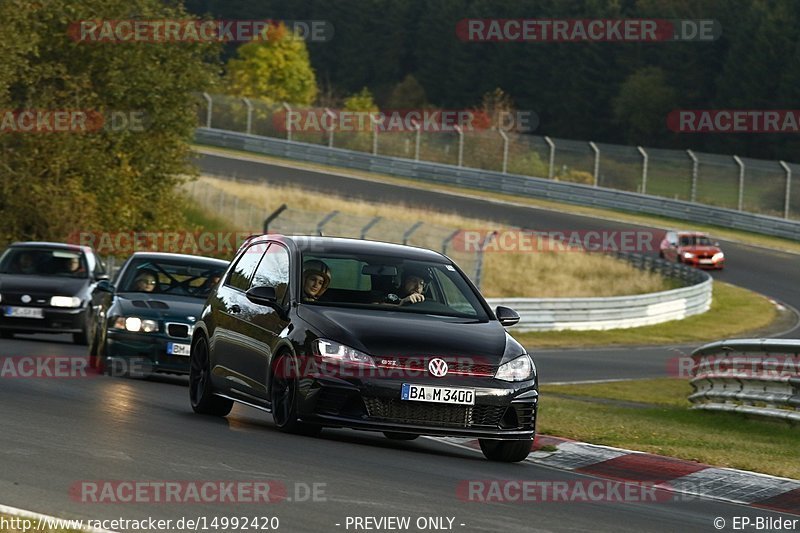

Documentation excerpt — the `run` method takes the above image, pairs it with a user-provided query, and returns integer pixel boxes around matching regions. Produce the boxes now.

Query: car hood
[0,274,88,295]
[679,245,721,254]
[297,305,512,362]
[114,293,205,320]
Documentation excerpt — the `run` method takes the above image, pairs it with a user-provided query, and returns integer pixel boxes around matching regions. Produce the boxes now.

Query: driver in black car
[384,267,429,305]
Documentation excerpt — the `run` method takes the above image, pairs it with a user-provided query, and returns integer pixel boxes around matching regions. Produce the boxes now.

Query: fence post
[442,229,461,255]
[402,221,424,245]
[282,103,292,142]
[499,130,509,174]
[780,161,792,219]
[544,136,555,179]
[687,149,698,202]
[360,216,382,239]
[637,146,648,194]
[242,97,253,134]
[474,231,497,290]
[413,120,421,161]
[316,210,339,236]
[733,155,745,211]
[370,113,379,155]
[454,125,464,167]
[202,92,212,128]
[324,108,335,148]
[589,141,600,187]
[263,204,287,233]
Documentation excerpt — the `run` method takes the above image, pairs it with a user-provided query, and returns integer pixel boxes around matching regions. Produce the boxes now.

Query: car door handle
[230,304,242,314]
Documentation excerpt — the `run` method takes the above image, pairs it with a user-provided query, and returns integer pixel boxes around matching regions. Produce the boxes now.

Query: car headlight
[50,296,81,308]
[312,339,375,367]
[113,316,159,333]
[712,252,724,261]
[682,252,695,259]
[495,354,535,382]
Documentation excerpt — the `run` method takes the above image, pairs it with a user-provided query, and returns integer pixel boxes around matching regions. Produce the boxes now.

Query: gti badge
[428,357,448,377]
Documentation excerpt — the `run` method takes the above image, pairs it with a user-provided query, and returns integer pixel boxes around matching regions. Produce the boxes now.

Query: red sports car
[659,231,724,269]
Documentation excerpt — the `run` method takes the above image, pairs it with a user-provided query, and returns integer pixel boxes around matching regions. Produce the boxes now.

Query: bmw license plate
[167,342,191,356]
[3,306,44,319]
[699,259,713,264]
[401,383,475,405]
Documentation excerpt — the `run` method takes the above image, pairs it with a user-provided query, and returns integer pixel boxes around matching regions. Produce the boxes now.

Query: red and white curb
[435,435,800,515]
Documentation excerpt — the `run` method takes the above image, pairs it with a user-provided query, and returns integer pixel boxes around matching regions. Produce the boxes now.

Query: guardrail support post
[544,136,555,179]
[242,97,253,134]
[202,92,212,129]
[263,204,287,233]
[402,221,424,245]
[687,149,699,202]
[454,125,464,167]
[442,229,461,255]
[589,141,600,187]
[733,155,745,211]
[474,231,497,289]
[360,216,382,239]
[637,146,648,194]
[324,108,336,148]
[282,103,292,142]
[780,161,792,219]
[499,130,509,174]
[412,119,421,161]
[316,210,339,236]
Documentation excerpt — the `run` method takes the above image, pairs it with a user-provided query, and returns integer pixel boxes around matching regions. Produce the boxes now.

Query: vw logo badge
[428,358,448,377]
[21,294,31,303]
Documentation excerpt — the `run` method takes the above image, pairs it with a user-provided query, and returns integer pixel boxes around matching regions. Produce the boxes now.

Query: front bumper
[0,306,86,334]
[297,372,538,439]
[106,330,193,374]
[682,257,724,269]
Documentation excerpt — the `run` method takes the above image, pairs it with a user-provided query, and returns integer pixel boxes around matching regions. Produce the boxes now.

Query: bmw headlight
[495,354,535,382]
[682,252,695,259]
[712,252,724,261]
[312,339,375,367]
[50,296,81,308]
[113,316,159,333]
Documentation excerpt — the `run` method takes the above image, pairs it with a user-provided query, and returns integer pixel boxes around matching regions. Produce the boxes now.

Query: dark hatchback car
[0,242,107,344]
[90,252,228,375]
[190,235,538,462]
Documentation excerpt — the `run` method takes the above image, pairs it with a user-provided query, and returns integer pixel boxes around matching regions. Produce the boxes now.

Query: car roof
[256,235,448,262]
[674,231,709,237]
[127,251,228,266]
[9,241,90,252]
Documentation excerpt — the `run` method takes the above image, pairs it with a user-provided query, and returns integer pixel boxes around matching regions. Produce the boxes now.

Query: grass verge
[511,281,782,349]
[539,378,799,479]
[193,144,800,256]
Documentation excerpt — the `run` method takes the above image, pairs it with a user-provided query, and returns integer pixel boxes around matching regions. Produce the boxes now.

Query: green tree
[0,0,218,246]
[225,22,318,104]
[613,67,678,145]
[343,87,379,113]
[386,74,427,109]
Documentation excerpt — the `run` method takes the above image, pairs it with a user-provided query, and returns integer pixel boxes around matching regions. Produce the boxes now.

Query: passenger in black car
[302,260,331,302]
[132,270,158,293]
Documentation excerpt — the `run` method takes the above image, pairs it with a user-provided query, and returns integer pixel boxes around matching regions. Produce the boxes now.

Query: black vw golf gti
[190,235,537,462]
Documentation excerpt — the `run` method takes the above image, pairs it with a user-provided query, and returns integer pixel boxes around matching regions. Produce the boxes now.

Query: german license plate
[401,383,475,405]
[699,259,713,264]
[3,306,44,319]
[167,342,191,356]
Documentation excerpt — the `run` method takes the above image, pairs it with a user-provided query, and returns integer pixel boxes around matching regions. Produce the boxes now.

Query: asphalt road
[2,152,798,532]
[0,334,795,533]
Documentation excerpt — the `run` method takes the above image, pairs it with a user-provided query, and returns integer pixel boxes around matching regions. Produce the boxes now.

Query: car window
[119,257,226,298]
[226,244,265,291]
[251,243,290,304]
[0,248,88,278]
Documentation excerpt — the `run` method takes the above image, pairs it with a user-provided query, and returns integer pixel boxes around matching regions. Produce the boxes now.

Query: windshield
[679,235,713,246]
[119,257,226,299]
[0,247,88,278]
[300,254,489,320]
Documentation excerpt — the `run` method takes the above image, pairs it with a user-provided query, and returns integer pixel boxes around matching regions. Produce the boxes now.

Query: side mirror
[96,279,114,293]
[495,306,520,327]
[246,285,277,306]
[95,273,110,281]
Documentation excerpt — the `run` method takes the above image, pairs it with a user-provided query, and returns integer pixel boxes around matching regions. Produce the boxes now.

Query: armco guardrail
[195,128,800,241]
[486,253,712,331]
[688,339,800,423]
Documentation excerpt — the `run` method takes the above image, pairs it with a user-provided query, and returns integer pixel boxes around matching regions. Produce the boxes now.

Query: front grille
[376,356,497,377]
[166,323,190,338]
[2,292,51,306]
[363,397,505,428]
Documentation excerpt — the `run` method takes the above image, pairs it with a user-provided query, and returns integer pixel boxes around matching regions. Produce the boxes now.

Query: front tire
[190,335,233,416]
[479,439,532,463]
[0,331,14,339]
[270,353,321,436]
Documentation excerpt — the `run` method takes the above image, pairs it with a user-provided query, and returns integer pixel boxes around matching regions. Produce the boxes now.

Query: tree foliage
[0,0,218,246]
